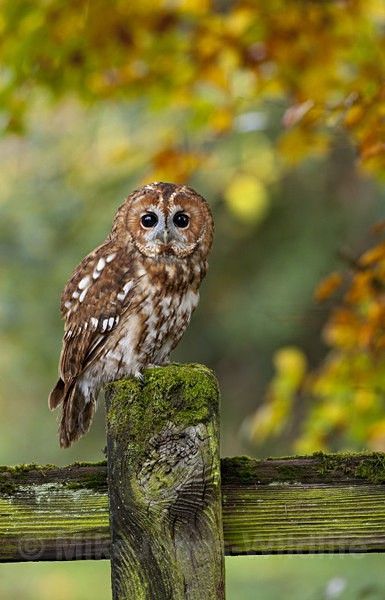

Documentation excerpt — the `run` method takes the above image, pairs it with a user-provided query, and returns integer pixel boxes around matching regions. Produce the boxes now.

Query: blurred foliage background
[1,0,385,598]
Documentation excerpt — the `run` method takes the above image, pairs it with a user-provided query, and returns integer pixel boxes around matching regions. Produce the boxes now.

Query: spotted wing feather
[59,243,136,382]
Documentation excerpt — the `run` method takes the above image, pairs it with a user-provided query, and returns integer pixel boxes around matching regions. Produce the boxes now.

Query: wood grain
[105,365,225,599]
[2,446,385,560]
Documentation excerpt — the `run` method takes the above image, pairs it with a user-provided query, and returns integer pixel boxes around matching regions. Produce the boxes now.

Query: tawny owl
[49,182,214,448]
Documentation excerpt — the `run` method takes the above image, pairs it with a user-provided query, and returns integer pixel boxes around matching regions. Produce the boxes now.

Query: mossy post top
[105,363,225,600]
[105,363,220,464]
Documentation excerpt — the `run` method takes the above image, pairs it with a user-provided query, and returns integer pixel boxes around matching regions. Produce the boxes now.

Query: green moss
[316,451,354,478]
[0,462,108,495]
[105,363,219,465]
[0,479,16,495]
[354,454,385,482]
[222,452,385,485]
[72,460,107,468]
[221,456,256,483]
[64,470,107,491]
[0,463,50,476]
[0,464,56,494]
[315,451,385,483]
[0,462,106,478]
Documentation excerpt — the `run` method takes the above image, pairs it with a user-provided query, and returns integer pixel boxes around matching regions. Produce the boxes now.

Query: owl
[49,182,214,448]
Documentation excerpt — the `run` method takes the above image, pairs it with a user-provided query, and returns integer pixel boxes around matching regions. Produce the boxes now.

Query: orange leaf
[314,272,343,302]
[359,242,385,267]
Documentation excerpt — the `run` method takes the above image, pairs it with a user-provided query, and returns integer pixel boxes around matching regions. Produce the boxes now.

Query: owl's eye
[141,212,158,228]
[173,212,190,228]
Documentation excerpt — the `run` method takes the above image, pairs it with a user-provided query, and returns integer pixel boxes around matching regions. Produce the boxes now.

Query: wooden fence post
[105,364,225,600]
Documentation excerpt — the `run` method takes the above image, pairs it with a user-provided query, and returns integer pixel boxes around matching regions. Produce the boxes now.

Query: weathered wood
[0,463,109,562]
[105,365,225,600]
[221,452,385,485]
[2,452,385,560]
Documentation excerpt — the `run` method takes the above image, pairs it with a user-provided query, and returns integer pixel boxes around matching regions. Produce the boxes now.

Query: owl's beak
[155,229,170,244]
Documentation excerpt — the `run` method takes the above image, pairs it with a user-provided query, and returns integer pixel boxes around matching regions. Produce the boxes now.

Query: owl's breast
[89,260,202,382]
[136,281,199,364]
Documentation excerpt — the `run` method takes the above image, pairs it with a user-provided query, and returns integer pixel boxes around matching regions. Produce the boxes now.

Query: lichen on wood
[3,441,385,560]
[0,482,109,562]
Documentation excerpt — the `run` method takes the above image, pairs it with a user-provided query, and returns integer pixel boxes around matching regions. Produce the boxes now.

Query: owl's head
[113,182,214,259]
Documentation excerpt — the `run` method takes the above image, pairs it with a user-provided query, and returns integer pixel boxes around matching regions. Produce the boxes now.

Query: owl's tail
[49,378,95,448]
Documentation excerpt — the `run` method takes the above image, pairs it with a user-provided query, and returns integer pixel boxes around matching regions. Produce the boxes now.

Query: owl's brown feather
[50,182,214,447]
[59,245,137,381]
[59,382,95,448]
[48,378,65,410]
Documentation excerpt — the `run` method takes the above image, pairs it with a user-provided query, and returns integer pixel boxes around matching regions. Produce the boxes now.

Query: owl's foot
[134,370,145,382]
[133,362,170,385]
[145,357,172,369]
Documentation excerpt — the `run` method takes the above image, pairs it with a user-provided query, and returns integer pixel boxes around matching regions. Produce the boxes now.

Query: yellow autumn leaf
[295,435,327,454]
[224,174,269,223]
[224,7,255,36]
[319,402,347,427]
[368,419,385,451]
[354,389,376,412]
[178,0,210,14]
[278,129,330,165]
[211,108,233,132]
[344,105,365,128]
[274,346,306,376]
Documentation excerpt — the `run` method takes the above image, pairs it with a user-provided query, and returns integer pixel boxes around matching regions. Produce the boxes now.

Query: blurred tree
[0,0,384,173]
[249,228,385,454]
[1,0,385,461]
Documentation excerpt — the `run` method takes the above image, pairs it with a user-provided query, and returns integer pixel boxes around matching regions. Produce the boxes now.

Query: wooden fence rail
[2,451,385,562]
[1,365,385,596]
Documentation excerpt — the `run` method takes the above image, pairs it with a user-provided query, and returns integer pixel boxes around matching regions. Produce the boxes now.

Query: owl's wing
[59,244,139,382]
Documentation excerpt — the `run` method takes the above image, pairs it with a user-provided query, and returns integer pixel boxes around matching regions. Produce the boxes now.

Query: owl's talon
[146,360,170,370]
[134,371,145,382]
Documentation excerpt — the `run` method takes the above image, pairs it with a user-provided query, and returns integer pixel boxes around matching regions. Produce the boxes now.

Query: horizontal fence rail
[1,452,385,561]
